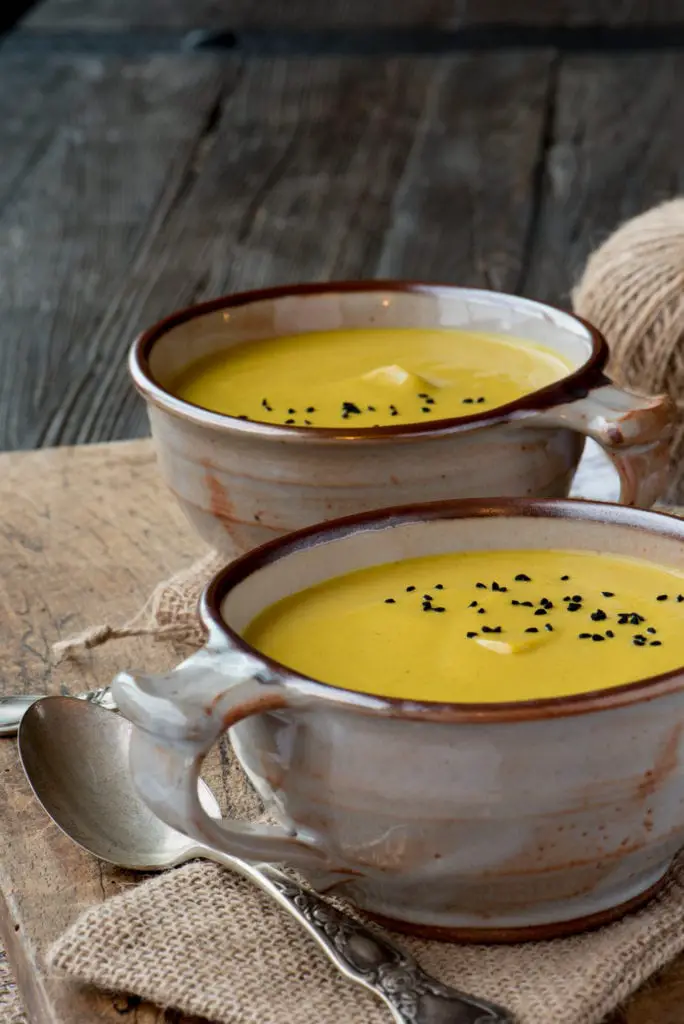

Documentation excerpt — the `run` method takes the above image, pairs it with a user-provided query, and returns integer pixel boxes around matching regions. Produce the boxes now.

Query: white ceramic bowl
[113,498,684,941]
[130,283,674,555]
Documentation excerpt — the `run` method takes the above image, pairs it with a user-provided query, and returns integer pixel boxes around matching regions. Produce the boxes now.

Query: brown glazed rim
[201,497,684,724]
[130,280,611,441]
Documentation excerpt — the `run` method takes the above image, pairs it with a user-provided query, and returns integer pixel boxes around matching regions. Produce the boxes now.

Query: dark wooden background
[0,0,683,450]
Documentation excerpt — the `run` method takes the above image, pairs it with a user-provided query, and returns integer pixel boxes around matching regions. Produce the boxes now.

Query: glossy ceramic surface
[113,499,684,940]
[130,283,674,556]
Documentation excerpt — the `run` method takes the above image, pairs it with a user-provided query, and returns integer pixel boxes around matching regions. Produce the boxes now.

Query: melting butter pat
[474,636,547,655]
[361,365,434,390]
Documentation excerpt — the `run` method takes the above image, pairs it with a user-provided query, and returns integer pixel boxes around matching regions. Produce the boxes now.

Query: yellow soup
[244,550,684,702]
[172,328,571,428]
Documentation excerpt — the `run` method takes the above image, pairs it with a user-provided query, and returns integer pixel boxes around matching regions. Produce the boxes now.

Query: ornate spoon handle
[237,861,514,1024]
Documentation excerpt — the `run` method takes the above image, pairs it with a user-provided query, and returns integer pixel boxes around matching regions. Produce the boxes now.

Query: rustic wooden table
[1,2,684,1021]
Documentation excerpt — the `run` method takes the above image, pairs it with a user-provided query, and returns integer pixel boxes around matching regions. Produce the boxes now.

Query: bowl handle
[522,381,674,507]
[111,648,332,871]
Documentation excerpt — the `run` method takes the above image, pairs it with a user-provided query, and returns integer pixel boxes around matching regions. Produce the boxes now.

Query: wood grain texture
[0,51,552,449]
[520,53,684,306]
[22,0,684,31]
[0,440,207,1023]
[0,438,680,1024]
[0,54,229,450]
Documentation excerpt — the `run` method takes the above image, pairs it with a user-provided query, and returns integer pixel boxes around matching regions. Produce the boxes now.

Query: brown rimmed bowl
[113,497,684,941]
[130,282,674,556]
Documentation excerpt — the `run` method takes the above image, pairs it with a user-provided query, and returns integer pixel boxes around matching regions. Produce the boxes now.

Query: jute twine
[573,198,684,503]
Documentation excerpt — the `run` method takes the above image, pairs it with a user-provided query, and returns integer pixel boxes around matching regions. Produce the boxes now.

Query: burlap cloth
[45,550,684,1024]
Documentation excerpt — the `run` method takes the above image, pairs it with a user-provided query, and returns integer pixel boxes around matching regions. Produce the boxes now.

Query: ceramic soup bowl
[131,283,673,556]
[113,498,684,941]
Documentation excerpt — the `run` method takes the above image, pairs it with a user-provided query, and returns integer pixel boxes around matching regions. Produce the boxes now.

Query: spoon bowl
[18,695,219,870]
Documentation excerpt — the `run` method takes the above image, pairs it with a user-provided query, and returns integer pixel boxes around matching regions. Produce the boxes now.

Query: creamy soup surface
[243,550,684,702]
[172,328,572,428]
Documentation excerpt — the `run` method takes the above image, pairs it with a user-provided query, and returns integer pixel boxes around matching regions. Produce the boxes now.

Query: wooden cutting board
[0,437,681,1024]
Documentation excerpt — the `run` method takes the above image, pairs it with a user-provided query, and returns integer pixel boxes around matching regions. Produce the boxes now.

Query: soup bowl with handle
[113,497,684,941]
[130,282,674,556]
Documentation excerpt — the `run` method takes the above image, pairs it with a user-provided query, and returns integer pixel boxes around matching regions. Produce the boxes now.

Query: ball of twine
[572,198,684,503]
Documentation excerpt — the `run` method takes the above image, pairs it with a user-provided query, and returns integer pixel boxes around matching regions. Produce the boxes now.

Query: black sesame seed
[633,638,646,646]
[481,626,492,633]
[534,608,547,616]
[511,599,520,606]
[288,408,296,414]
[591,610,607,622]
[572,595,582,603]
[237,415,249,420]
[468,600,478,608]
[434,607,446,613]
[476,397,486,403]
[367,405,376,411]
[650,640,662,646]
[592,634,605,642]
[647,627,657,634]
[560,575,570,581]
[629,613,645,625]
[601,591,615,598]
[567,603,581,612]
[390,409,399,417]
[545,623,554,632]
[306,406,316,413]
[525,627,539,633]
[657,594,668,601]
[421,406,431,413]
[677,595,684,603]
[423,594,433,601]
[466,631,478,639]
[426,397,435,405]
[578,633,591,639]
[384,598,396,604]
[261,398,269,407]
[285,418,295,424]
[633,634,646,642]
[418,393,429,399]
[389,405,397,411]
[477,608,486,615]
[422,603,432,611]
[304,420,312,425]
[606,630,615,638]
[491,581,502,591]
[540,598,551,607]
[563,596,571,602]
[521,601,534,608]
[406,586,416,592]
[342,402,361,415]
[462,397,474,404]
[492,626,502,633]
[434,584,444,590]
[515,574,531,582]
[476,582,487,589]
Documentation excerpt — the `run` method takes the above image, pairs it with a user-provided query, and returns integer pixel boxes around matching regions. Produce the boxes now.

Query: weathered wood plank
[0,440,206,1023]
[0,51,552,449]
[0,54,229,450]
[22,0,684,32]
[520,54,684,307]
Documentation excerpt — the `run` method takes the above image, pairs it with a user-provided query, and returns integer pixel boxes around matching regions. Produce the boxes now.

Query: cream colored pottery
[113,498,684,941]
[130,283,674,556]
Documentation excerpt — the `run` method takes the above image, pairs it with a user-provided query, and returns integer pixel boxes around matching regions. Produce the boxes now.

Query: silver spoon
[18,696,512,1024]
[0,686,115,736]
